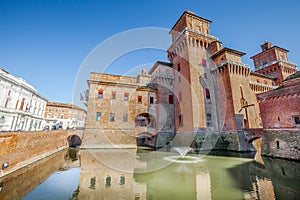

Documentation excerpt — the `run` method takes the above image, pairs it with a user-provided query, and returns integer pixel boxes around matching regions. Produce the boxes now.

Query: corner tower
[251,41,298,85]
[167,11,219,133]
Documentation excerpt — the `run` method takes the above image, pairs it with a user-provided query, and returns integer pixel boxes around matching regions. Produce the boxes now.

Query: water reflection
[78,149,299,200]
[79,149,146,200]
[0,148,299,199]
[0,148,79,200]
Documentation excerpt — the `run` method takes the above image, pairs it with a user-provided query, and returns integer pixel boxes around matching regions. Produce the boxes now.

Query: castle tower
[251,41,298,85]
[210,47,260,130]
[167,11,264,132]
[167,11,219,133]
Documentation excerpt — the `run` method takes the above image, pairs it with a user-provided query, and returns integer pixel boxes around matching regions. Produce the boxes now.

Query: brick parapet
[0,130,69,176]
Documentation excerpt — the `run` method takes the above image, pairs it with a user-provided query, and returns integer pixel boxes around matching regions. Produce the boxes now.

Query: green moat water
[0,148,299,200]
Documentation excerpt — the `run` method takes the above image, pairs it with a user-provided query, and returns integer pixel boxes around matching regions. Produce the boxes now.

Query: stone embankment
[0,130,75,178]
[262,129,300,160]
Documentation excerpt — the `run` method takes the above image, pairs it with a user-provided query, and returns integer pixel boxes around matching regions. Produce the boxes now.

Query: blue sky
[0,0,299,108]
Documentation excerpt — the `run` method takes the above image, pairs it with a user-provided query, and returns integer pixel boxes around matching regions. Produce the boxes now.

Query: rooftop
[284,71,300,81]
[211,47,246,59]
[170,10,212,32]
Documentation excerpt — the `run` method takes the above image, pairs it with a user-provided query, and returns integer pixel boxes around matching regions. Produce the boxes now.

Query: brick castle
[82,11,299,154]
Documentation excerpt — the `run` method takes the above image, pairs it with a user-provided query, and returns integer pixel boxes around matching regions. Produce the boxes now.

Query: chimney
[261,41,272,51]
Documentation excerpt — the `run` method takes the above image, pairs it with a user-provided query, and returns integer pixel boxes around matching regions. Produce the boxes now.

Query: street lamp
[2,162,9,170]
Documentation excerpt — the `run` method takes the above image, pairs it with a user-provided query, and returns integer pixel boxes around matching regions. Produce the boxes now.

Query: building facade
[167,11,297,133]
[257,71,300,129]
[83,70,157,148]
[83,11,298,149]
[0,69,47,132]
[44,102,87,130]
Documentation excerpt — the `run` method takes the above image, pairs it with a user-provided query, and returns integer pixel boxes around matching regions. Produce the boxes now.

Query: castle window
[61,114,64,119]
[98,90,103,99]
[138,95,142,103]
[120,176,125,185]
[293,116,300,126]
[96,112,101,121]
[205,88,210,99]
[106,176,111,188]
[112,91,116,99]
[169,95,173,104]
[202,58,207,67]
[207,113,212,126]
[179,114,183,127]
[150,96,154,104]
[123,114,128,122]
[110,113,115,122]
[124,93,129,101]
[177,63,181,72]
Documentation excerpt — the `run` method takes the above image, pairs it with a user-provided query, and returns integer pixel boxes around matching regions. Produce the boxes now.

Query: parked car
[51,124,63,130]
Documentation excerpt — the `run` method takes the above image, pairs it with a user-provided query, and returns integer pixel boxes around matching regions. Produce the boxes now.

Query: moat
[0,148,299,200]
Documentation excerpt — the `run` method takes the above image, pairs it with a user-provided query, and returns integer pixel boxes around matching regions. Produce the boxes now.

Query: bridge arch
[248,136,261,143]
[67,134,82,148]
[135,113,156,128]
[136,132,155,147]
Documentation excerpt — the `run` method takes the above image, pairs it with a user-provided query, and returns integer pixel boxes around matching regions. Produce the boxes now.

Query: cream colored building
[0,69,47,132]
[44,102,86,130]
[83,70,157,148]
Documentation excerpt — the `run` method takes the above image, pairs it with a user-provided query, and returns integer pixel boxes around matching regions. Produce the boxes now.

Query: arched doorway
[136,132,155,147]
[135,113,155,128]
[68,135,82,148]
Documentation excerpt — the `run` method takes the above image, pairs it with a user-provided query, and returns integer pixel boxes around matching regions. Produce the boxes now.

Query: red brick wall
[258,94,300,128]
[262,129,300,160]
[0,130,68,173]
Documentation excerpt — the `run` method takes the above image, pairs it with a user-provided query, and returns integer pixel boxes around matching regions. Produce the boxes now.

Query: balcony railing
[168,27,219,51]
[212,60,250,71]
[254,60,297,71]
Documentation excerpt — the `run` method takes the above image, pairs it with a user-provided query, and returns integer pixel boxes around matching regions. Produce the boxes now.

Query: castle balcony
[249,81,278,94]
[215,60,250,70]
[168,27,219,52]
[254,60,297,72]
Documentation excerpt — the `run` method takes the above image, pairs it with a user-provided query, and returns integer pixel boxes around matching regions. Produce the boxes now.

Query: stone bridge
[244,129,263,143]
